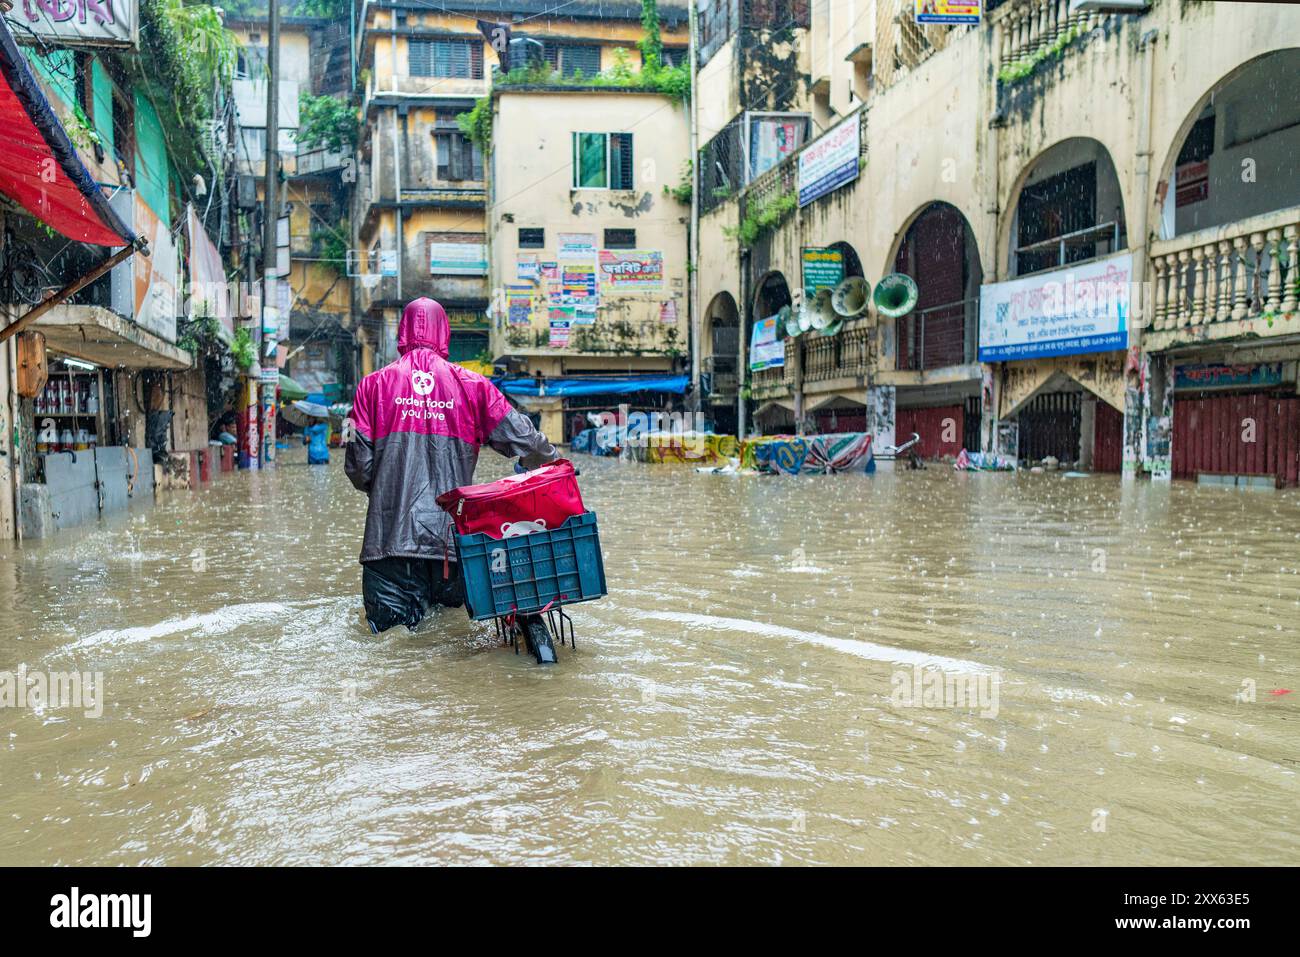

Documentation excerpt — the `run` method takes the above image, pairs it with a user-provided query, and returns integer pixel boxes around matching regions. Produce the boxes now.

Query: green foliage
[493,32,689,102]
[231,326,256,370]
[297,92,358,152]
[313,218,350,274]
[664,159,692,203]
[457,96,493,151]
[178,314,223,356]
[67,104,103,154]
[136,0,238,172]
[294,0,349,17]
[638,0,663,71]
[726,190,798,248]
[997,24,1085,84]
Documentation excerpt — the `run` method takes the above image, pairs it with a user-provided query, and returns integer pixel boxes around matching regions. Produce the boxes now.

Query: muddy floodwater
[0,454,1297,866]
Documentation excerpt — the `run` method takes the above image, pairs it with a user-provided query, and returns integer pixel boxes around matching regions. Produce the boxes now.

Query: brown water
[1,453,1297,865]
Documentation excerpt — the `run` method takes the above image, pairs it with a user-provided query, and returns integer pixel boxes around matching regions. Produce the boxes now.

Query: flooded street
[1,457,1297,866]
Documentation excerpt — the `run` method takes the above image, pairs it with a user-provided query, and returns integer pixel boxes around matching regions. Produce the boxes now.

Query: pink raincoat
[345,298,556,564]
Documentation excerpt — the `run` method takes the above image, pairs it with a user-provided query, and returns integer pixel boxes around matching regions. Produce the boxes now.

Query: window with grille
[572,132,634,189]
[660,47,689,68]
[409,39,484,79]
[746,0,810,30]
[604,229,636,249]
[433,111,482,181]
[544,43,602,77]
[518,228,545,248]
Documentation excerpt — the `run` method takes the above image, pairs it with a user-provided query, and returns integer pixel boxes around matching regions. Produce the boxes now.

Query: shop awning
[279,374,309,401]
[498,375,690,398]
[0,20,137,247]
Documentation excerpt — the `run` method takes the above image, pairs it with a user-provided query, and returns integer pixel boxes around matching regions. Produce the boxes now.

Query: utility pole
[688,0,700,429]
[261,0,281,466]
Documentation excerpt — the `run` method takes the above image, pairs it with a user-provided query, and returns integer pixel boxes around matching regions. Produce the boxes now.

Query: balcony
[295,146,351,176]
[1145,206,1300,350]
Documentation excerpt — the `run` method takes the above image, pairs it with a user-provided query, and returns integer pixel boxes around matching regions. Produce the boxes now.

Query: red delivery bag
[436,459,585,539]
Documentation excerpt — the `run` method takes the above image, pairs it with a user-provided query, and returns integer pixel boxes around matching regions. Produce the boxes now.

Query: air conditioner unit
[1068,0,1149,12]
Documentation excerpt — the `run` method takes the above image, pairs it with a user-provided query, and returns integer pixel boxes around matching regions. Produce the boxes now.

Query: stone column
[867,384,896,471]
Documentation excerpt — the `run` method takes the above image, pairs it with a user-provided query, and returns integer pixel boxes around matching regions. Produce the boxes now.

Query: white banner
[978,252,1133,362]
[798,113,859,207]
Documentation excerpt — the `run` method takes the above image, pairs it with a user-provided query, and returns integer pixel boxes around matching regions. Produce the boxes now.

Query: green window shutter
[133,91,170,228]
[91,59,115,156]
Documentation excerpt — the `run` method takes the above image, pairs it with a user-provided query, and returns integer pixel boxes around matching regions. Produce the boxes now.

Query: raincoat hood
[397,297,450,357]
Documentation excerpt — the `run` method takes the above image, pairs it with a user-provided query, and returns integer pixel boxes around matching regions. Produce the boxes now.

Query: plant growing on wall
[997,22,1086,84]
[231,326,256,371]
[664,159,692,203]
[457,96,493,152]
[726,189,798,248]
[639,0,663,71]
[312,218,350,275]
[297,93,359,152]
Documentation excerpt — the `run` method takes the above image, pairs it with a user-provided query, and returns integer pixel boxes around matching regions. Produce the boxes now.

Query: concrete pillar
[1146,352,1173,481]
[867,384,896,470]
[1079,395,1096,469]
[1121,348,1146,481]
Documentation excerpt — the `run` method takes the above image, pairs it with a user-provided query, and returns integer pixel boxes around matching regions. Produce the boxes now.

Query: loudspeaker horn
[807,287,836,331]
[830,276,871,318]
[873,273,919,318]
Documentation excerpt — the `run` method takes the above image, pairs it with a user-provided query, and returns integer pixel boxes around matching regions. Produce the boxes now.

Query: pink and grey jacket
[345,298,557,563]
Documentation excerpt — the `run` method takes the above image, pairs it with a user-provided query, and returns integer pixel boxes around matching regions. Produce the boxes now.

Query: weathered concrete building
[695,0,1300,483]
[351,0,691,441]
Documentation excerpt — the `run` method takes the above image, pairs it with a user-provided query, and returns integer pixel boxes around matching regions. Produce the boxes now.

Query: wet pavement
[0,452,1297,865]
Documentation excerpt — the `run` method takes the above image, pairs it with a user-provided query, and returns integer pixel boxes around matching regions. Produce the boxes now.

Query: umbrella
[282,400,330,428]
[279,374,308,402]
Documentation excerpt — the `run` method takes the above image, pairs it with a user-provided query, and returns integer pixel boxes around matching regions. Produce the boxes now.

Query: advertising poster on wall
[978,252,1133,362]
[914,0,981,25]
[562,262,598,300]
[659,300,678,324]
[598,250,664,291]
[557,233,597,261]
[506,284,534,325]
[516,255,541,282]
[749,315,785,371]
[133,193,178,343]
[549,320,572,348]
[797,113,860,208]
[748,114,806,181]
[801,246,845,299]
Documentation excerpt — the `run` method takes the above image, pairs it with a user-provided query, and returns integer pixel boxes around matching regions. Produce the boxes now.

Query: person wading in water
[345,297,557,633]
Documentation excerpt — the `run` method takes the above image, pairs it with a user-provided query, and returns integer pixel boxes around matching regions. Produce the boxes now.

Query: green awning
[279,374,308,401]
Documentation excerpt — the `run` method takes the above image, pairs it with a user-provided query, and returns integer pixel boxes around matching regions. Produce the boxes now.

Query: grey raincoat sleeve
[486,407,559,469]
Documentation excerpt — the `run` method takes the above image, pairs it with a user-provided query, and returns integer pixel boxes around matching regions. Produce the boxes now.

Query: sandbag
[436,458,584,540]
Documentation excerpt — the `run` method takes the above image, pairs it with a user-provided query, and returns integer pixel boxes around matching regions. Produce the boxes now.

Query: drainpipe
[1129,28,1160,478]
[688,0,701,424]
[738,249,749,438]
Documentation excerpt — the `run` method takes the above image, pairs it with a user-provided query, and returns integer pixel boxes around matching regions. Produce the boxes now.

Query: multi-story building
[0,8,235,538]
[351,0,691,442]
[228,14,355,405]
[695,0,1300,484]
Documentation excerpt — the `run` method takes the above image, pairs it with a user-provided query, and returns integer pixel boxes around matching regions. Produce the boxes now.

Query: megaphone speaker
[873,273,919,318]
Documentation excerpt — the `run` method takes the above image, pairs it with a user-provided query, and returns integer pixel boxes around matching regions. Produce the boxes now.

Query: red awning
[0,20,136,247]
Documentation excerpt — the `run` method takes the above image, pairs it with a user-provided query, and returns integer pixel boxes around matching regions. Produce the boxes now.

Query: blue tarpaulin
[497,375,689,398]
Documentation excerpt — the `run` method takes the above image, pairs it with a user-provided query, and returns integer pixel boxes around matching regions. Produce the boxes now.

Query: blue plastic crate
[455,511,607,621]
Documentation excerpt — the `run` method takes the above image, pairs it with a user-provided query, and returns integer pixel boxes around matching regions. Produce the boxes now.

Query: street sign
[6,0,140,48]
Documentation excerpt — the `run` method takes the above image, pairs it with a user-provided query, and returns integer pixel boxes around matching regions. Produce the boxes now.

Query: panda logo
[501,518,547,538]
[411,370,435,396]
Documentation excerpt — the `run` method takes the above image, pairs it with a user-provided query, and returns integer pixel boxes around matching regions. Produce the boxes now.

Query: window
[604,228,636,249]
[700,0,734,64]
[660,47,689,69]
[433,111,482,180]
[111,86,135,173]
[410,39,484,79]
[519,228,545,248]
[572,132,634,190]
[748,0,811,30]
[544,43,602,78]
[237,45,267,79]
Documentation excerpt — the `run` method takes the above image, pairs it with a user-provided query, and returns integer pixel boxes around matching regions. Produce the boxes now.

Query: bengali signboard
[749,315,785,372]
[598,250,664,291]
[797,113,860,208]
[802,246,844,299]
[429,241,487,276]
[7,0,139,48]
[978,252,1133,362]
[557,232,597,261]
[1173,362,1285,392]
[914,0,981,25]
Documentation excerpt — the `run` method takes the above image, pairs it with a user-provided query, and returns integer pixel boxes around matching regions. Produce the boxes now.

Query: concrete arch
[884,199,988,284]
[1153,47,1300,240]
[998,137,1130,280]
[702,290,741,364]
[750,270,793,324]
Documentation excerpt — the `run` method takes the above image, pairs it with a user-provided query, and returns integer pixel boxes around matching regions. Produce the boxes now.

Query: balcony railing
[994,0,1112,79]
[895,298,977,371]
[1149,207,1300,333]
[803,320,872,383]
